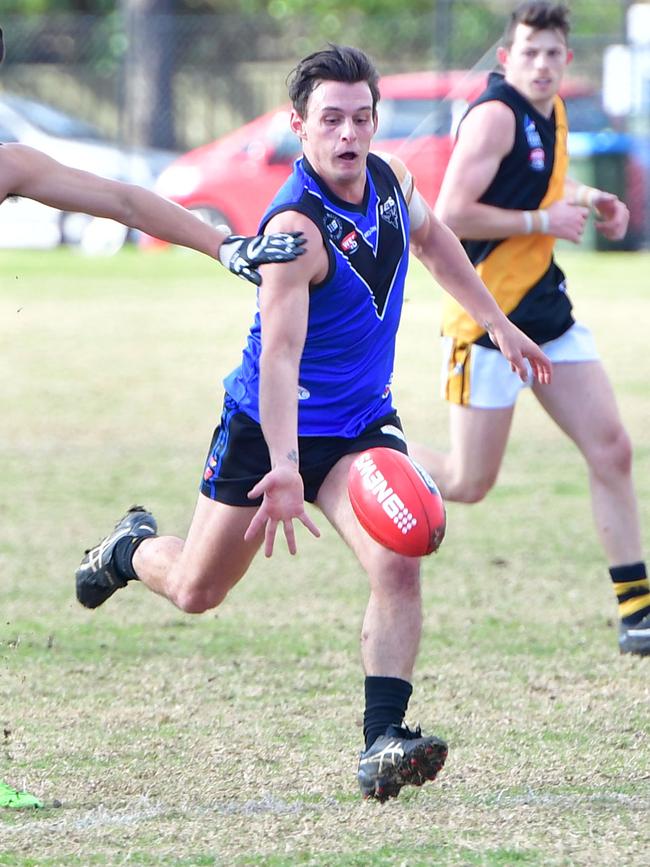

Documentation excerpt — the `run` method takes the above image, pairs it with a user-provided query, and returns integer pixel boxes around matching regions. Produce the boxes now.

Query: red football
[348,448,446,557]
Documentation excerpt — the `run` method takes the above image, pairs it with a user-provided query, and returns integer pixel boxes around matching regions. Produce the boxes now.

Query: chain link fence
[0,6,628,151]
[0,4,647,247]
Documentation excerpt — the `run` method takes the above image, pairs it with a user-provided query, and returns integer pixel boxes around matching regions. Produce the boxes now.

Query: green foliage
[2,0,116,13]
[3,0,626,36]
[2,0,624,77]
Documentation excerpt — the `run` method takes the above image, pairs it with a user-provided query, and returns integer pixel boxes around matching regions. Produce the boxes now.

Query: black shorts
[201,393,409,506]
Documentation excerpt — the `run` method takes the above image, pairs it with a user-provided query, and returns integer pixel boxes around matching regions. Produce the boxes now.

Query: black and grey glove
[218,232,306,286]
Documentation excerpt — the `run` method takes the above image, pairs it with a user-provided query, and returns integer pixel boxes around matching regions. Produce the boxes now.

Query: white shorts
[440,322,600,409]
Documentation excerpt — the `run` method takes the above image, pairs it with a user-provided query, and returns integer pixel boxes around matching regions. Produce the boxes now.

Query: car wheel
[188,206,232,233]
[79,217,130,256]
[60,211,93,246]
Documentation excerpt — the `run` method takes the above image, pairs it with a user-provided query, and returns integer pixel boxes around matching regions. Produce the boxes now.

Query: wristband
[537,209,550,233]
[574,184,599,209]
[526,209,549,234]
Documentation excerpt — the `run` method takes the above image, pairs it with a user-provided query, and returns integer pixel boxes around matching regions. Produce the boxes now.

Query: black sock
[363,676,413,750]
[113,535,149,582]
[610,562,650,625]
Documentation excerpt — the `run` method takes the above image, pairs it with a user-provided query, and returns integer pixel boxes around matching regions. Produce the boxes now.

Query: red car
[145,71,634,243]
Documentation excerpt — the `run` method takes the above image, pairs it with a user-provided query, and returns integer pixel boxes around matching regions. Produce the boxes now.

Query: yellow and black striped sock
[610,562,650,625]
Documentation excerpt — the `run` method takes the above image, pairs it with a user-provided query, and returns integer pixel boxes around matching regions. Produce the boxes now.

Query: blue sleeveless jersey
[223,153,410,437]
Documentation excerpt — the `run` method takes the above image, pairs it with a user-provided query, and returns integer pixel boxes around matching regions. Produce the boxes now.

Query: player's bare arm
[410,185,551,386]
[244,211,323,556]
[436,102,588,243]
[0,143,233,253]
[434,101,518,238]
[0,143,305,283]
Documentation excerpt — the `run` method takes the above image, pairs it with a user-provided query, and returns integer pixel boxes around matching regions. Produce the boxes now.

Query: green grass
[1,247,649,866]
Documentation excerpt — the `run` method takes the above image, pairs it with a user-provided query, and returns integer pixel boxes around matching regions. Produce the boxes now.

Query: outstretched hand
[488,320,552,385]
[244,465,320,557]
[219,232,307,286]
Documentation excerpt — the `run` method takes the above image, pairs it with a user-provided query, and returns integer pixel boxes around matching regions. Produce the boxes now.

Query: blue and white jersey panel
[223,153,410,437]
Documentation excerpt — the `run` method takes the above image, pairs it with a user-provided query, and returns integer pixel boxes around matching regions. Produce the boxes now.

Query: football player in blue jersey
[77,44,552,801]
[410,2,649,657]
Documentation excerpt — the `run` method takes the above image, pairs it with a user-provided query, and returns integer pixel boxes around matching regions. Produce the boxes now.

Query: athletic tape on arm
[374,151,427,232]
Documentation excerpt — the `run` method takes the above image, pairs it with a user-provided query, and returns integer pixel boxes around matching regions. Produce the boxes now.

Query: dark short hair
[502,1,570,47]
[287,44,380,119]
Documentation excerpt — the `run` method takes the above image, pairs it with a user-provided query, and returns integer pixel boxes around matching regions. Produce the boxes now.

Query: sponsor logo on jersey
[524,115,545,170]
[524,115,543,148]
[381,372,393,399]
[324,211,343,240]
[204,452,217,481]
[529,147,545,171]
[341,230,359,254]
[379,195,399,228]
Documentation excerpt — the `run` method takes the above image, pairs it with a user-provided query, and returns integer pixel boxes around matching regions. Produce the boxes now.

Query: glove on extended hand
[219,232,306,286]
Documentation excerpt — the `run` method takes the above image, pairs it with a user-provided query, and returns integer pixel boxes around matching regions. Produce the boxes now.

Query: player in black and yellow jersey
[412,2,650,656]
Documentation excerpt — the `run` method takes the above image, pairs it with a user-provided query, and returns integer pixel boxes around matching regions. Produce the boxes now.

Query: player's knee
[611,427,634,475]
[589,425,633,480]
[371,554,421,599]
[172,581,228,614]
[449,475,495,504]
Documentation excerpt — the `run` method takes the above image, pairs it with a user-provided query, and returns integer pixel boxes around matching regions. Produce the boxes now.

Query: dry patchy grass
[1,249,649,865]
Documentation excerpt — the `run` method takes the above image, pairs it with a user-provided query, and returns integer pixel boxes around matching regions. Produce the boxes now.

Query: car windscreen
[377,98,453,140]
[0,94,104,141]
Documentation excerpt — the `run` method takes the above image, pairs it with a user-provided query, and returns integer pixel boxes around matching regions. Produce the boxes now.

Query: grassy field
[1,247,649,866]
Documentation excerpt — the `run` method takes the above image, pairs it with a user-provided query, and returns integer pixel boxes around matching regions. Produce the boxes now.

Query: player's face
[290,80,378,201]
[498,24,572,115]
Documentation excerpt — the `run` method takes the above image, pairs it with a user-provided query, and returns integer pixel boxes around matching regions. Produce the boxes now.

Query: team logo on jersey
[524,114,545,171]
[379,195,399,228]
[324,211,343,240]
[341,230,359,254]
[297,385,311,400]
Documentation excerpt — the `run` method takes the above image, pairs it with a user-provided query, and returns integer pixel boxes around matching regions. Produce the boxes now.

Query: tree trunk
[120,0,176,150]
